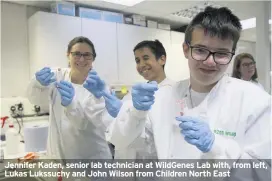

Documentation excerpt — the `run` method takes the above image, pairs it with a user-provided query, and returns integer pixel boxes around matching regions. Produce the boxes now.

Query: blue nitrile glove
[176,116,215,153]
[55,81,75,107]
[102,91,123,118]
[83,70,105,99]
[132,81,158,111]
[35,67,56,86]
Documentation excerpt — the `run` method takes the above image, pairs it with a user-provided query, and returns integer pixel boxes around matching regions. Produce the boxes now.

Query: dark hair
[232,53,258,81]
[185,6,242,51]
[133,39,166,68]
[67,36,97,59]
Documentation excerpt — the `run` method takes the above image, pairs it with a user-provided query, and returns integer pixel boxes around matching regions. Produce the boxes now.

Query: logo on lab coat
[214,129,236,137]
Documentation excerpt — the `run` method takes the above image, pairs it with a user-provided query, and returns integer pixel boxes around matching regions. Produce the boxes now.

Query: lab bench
[0,141,55,181]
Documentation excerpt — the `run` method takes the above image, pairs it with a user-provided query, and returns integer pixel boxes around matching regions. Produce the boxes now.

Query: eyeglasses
[241,62,255,67]
[187,43,234,65]
[70,52,94,60]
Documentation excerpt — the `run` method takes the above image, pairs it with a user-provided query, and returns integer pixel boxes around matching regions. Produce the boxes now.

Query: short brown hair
[185,6,242,51]
[232,53,258,81]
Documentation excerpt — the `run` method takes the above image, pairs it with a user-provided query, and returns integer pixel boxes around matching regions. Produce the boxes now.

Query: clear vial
[176,98,188,116]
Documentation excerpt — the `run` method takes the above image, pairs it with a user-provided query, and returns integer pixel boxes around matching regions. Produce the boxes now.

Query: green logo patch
[214,129,236,137]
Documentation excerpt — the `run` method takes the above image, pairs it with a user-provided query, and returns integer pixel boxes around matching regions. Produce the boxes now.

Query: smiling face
[239,58,256,80]
[67,43,94,75]
[134,47,166,82]
[183,28,234,88]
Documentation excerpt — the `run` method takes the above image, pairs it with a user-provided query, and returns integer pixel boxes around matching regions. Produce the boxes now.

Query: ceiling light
[171,1,221,19]
[240,18,256,30]
[101,0,145,6]
[241,18,271,30]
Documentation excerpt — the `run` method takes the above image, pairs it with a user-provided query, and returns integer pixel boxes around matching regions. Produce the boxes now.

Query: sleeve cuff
[206,134,242,159]
[93,96,105,104]
[65,96,77,111]
[33,79,48,88]
[129,107,149,119]
[83,93,105,107]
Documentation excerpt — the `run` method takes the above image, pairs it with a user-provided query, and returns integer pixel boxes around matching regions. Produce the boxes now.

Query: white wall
[1,2,49,117]
[255,1,271,93]
[1,2,48,98]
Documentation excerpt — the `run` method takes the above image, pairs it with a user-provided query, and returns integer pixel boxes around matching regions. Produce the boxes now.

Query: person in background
[232,52,264,89]
[107,6,271,180]
[27,36,112,160]
[104,40,175,159]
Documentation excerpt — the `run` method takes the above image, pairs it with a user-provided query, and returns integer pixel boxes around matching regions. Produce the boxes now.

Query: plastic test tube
[176,98,188,116]
[55,68,62,88]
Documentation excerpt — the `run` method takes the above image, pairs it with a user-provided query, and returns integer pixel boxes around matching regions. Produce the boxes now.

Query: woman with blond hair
[232,53,264,89]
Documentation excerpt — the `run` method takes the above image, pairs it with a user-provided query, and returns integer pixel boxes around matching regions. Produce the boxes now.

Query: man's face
[134,47,165,81]
[183,28,234,86]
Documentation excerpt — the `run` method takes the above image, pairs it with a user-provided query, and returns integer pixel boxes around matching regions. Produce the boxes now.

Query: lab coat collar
[186,74,228,94]
[158,77,174,88]
[181,74,229,110]
[147,77,174,88]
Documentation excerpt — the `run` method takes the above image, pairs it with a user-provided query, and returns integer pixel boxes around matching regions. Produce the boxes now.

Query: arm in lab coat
[26,77,53,112]
[211,103,271,180]
[108,100,148,150]
[109,85,172,153]
[208,79,272,161]
[205,90,271,181]
[26,68,66,112]
[208,95,271,160]
[64,93,113,131]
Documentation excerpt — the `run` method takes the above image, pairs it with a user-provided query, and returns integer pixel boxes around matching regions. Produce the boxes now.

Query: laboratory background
[0,0,271,163]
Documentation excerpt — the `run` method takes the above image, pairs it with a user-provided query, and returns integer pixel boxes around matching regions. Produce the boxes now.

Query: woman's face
[239,57,256,80]
[67,43,94,74]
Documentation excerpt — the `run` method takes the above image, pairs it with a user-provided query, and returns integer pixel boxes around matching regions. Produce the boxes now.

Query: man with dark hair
[106,39,174,159]
[109,6,271,179]
[133,39,167,83]
[134,39,167,69]
[103,39,170,118]
[173,6,270,159]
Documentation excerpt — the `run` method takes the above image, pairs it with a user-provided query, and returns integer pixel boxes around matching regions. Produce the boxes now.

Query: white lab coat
[158,76,271,160]
[250,79,264,90]
[27,68,112,160]
[108,78,175,159]
[110,75,271,160]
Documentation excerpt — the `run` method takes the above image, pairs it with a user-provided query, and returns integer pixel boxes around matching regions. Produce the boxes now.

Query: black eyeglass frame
[186,42,235,65]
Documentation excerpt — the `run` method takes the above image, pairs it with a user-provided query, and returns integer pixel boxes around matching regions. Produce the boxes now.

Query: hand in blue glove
[35,67,56,86]
[83,70,105,99]
[103,91,123,118]
[55,81,75,107]
[132,81,158,111]
[176,116,215,153]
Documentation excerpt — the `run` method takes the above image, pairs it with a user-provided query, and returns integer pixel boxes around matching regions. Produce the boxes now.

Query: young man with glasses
[169,7,270,161]
[108,6,271,180]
